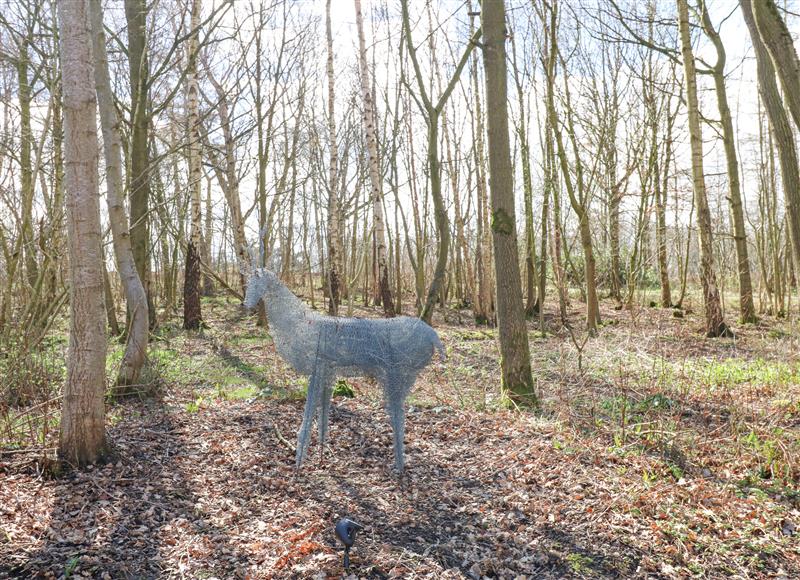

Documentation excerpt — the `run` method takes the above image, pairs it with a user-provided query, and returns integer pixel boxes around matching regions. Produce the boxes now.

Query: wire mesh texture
[244,269,445,472]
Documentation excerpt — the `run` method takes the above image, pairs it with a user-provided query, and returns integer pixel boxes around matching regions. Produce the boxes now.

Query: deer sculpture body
[244,269,444,472]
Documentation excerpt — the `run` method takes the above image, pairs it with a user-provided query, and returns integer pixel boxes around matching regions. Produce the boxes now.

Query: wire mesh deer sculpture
[243,268,444,472]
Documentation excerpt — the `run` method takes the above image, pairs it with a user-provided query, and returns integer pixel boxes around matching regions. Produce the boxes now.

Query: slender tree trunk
[205,65,249,294]
[103,258,120,336]
[57,0,108,466]
[700,5,756,323]
[326,0,343,315]
[125,0,154,328]
[539,124,551,332]
[676,0,731,337]
[481,0,537,407]
[545,6,599,334]
[402,0,480,325]
[355,0,394,316]
[510,35,538,316]
[202,178,214,296]
[183,0,202,330]
[90,0,148,386]
[471,30,496,326]
[656,90,676,308]
[18,40,38,289]
[609,185,622,302]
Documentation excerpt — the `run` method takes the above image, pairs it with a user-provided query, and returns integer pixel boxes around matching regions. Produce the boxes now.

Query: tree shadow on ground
[5,399,248,579]
[230,400,646,578]
[213,340,278,393]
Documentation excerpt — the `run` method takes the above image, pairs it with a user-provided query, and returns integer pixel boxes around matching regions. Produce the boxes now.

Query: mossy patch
[491,208,514,235]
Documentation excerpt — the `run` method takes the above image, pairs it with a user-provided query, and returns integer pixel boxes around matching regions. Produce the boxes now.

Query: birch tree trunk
[89,0,149,387]
[57,0,108,466]
[326,0,344,315]
[355,0,394,316]
[183,0,202,330]
[676,0,731,337]
[481,0,537,407]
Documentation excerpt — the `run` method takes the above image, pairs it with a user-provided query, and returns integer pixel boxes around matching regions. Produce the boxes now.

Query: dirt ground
[1,294,799,578]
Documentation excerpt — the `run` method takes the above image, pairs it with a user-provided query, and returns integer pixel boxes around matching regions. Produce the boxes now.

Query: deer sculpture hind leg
[384,371,416,473]
[318,379,334,462]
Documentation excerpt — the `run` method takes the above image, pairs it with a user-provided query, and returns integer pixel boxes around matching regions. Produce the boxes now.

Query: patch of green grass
[566,553,594,575]
[217,385,259,401]
[698,358,800,391]
[767,327,791,340]
[598,393,674,426]
[333,379,355,398]
[687,562,704,576]
[230,334,272,346]
[63,555,80,578]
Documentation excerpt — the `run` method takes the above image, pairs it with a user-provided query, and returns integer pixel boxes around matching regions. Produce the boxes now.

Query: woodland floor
[1,290,799,579]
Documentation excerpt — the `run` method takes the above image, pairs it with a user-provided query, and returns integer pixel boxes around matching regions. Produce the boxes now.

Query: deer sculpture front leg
[296,365,330,467]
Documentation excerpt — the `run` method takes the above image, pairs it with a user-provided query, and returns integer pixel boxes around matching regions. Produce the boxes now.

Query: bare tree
[676,0,731,337]
[354,0,393,316]
[401,0,480,325]
[57,0,107,466]
[481,0,537,406]
[325,0,344,315]
[89,0,149,385]
[183,0,202,330]
[124,0,154,327]
[698,2,756,323]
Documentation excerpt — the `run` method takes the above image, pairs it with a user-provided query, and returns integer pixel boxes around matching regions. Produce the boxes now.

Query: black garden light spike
[334,518,363,571]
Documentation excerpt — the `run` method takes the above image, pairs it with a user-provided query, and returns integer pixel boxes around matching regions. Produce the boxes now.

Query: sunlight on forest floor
[1,293,799,578]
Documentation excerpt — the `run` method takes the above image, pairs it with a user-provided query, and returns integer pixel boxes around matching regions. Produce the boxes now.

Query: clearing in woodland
[1,294,798,578]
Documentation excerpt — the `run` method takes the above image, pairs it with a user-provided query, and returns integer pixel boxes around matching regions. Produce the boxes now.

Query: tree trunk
[751,0,800,134]
[700,5,756,323]
[202,178,214,296]
[205,67,250,294]
[57,0,108,466]
[545,3,599,335]
[183,0,202,331]
[481,0,537,407]
[510,35,538,316]
[325,0,343,315]
[402,0,479,325]
[124,0,154,329]
[676,0,731,337]
[609,184,622,302]
[103,258,120,336]
[90,0,148,386]
[471,30,496,327]
[656,90,676,308]
[355,0,394,316]
[742,0,800,281]
[18,39,39,290]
